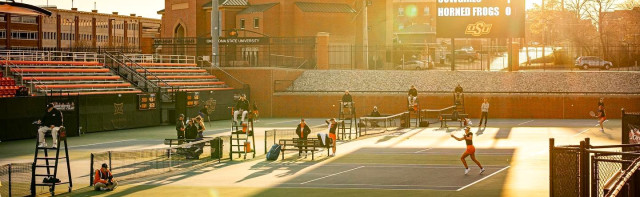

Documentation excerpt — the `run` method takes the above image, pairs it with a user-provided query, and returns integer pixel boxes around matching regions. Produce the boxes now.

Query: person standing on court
[37,103,63,148]
[296,118,311,157]
[326,118,339,156]
[451,126,485,175]
[176,114,186,140]
[478,98,489,128]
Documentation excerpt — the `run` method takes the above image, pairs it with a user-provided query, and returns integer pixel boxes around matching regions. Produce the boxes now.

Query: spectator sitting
[185,118,198,140]
[369,106,381,127]
[93,163,117,191]
[341,90,353,114]
[37,103,63,148]
[408,85,418,107]
[234,95,249,124]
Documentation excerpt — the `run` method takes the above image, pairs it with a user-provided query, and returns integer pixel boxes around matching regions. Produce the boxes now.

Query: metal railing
[0,50,104,62]
[0,56,49,96]
[103,51,162,93]
[125,54,196,64]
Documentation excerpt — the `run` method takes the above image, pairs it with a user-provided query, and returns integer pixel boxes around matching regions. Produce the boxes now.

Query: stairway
[30,127,72,196]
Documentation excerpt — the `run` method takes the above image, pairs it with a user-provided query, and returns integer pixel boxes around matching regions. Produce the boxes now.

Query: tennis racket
[589,111,597,118]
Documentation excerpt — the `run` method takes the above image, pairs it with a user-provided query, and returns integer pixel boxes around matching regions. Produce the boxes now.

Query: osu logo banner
[465,21,492,37]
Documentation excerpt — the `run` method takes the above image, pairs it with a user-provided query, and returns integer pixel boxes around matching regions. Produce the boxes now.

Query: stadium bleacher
[5,60,141,95]
[125,55,233,92]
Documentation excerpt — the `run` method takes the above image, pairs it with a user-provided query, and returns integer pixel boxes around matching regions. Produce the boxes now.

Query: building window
[398,8,404,16]
[11,30,37,40]
[0,30,6,39]
[254,18,259,29]
[240,19,245,29]
[11,16,37,24]
[424,7,430,16]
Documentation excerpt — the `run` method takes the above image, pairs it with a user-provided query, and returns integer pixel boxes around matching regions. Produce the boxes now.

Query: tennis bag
[266,144,281,161]
[419,121,429,127]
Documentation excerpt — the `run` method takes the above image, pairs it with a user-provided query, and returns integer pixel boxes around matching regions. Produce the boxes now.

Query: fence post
[580,140,589,197]
[30,162,35,196]
[108,151,112,172]
[264,130,267,155]
[591,154,598,197]
[8,164,11,197]
[549,138,554,197]
[90,153,94,186]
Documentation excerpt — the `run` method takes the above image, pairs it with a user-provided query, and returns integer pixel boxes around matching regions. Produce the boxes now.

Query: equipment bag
[419,121,430,127]
[266,144,281,161]
[244,141,252,153]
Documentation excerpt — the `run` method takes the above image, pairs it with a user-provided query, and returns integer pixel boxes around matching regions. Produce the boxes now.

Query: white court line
[265,120,300,125]
[517,120,534,126]
[572,129,591,137]
[456,166,510,191]
[414,148,432,153]
[69,139,138,148]
[301,166,365,185]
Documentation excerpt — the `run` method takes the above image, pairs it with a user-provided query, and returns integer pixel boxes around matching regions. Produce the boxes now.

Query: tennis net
[89,136,229,185]
[358,112,408,136]
[0,162,33,197]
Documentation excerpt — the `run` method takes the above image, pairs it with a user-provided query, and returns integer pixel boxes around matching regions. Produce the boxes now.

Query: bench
[150,75,216,79]
[278,138,333,160]
[159,82,225,86]
[440,112,469,128]
[128,63,198,67]
[168,87,233,92]
[137,69,207,73]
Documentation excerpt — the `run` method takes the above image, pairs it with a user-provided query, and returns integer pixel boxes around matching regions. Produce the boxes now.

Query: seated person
[341,90,353,114]
[185,118,198,140]
[234,95,249,124]
[94,163,117,191]
[369,106,381,127]
[408,85,418,107]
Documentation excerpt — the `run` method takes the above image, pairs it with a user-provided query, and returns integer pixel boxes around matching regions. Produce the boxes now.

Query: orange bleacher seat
[149,75,216,79]
[2,60,102,66]
[22,76,121,81]
[170,87,234,92]
[48,90,143,96]
[128,63,198,67]
[137,69,207,73]
[35,83,131,89]
[159,82,225,86]
[11,68,109,73]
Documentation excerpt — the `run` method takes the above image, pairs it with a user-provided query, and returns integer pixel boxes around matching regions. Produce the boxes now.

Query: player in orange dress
[451,126,485,175]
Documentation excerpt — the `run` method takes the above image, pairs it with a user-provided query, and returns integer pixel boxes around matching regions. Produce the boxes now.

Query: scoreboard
[436,0,525,38]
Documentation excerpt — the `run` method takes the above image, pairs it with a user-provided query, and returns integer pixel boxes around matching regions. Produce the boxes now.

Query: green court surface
[0,118,623,197]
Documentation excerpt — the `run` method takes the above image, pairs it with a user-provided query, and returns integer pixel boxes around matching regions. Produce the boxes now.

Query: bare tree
[586,0,616,58]
[619,0,640,10]
[566,0,591,19]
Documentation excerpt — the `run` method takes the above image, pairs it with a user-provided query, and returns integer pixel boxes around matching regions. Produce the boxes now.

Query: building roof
[295,2,355,13]
[0,1,51,16]
[203,0,247,8]
[238,3,278,14]
[157,9,164,14]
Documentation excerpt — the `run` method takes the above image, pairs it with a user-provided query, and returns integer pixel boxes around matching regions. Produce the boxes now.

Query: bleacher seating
[128,63,233,92]
[0,72,22,97]
[5,60,142,95]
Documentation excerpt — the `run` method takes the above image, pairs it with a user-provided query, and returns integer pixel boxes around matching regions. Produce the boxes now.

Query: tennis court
[0,118,624,196]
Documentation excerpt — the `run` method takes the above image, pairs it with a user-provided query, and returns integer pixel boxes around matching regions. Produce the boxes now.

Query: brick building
[0,1,160,53]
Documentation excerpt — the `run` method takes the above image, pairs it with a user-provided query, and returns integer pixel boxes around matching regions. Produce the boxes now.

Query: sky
[17,0,545,20]
[16,0,556,19]
[18,0,165,19]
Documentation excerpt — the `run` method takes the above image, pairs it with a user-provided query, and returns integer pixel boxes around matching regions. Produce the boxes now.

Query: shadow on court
[253,147,514,196]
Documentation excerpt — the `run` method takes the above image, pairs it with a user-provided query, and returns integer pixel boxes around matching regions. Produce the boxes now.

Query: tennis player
[451,126,485,175]
[598,104,606,132]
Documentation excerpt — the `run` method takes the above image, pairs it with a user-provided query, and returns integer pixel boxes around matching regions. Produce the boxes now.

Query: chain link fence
[0,163,34,197]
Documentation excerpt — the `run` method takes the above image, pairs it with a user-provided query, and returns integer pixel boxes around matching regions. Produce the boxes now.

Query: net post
[90,153,94,186]
[549,138,554,197]
[30,162,35,196]
[169,147,172,170]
